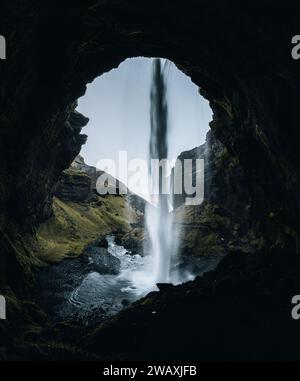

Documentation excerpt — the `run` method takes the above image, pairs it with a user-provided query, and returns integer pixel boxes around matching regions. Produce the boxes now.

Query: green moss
[249,237,266,252]
[36,195,140,263]
[199,232,225,256]
[173,202,231,257]
[63,168,89,178]
[255,125,269,148]
[199,203,231,231]
[140,298,154,306]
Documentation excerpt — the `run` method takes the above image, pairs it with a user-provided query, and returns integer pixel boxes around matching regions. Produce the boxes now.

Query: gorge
[1,0,300,361]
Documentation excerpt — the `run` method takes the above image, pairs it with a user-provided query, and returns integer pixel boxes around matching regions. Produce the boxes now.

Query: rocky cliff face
[53,155,98,202]
[54,154,132,201]
[53,169,92,202]
[173,130,258,257]
[173,130,249,214]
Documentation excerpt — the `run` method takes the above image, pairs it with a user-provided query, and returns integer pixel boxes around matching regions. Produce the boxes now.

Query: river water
[37,235,222,325]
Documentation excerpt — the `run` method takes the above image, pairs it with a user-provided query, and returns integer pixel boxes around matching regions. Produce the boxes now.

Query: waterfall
[145,58,174,284]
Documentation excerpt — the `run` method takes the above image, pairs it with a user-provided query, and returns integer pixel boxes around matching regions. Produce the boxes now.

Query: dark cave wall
[0,0,300,290]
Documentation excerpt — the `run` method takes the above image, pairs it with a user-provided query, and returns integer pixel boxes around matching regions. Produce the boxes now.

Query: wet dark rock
[95,237,109,249]
[84,246,121,275]
[126,192,147,214]
[86,247,300,360]
[121,231,144,255]
[114,236,123,246]
[156,283,174,292]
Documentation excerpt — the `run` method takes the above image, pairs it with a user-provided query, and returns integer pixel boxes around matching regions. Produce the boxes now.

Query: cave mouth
[76,56,212,199]
[36,57,217,325]
[2,2,300,361]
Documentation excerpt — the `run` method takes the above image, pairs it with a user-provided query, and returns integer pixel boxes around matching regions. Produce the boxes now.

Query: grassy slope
[36,195,141,263]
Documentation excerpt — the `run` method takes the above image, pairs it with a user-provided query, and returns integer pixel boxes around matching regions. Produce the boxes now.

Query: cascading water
[37,58,219,325]
[145,58,175,284]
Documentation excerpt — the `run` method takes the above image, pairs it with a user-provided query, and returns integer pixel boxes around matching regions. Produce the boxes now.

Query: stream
[37,235,223,326]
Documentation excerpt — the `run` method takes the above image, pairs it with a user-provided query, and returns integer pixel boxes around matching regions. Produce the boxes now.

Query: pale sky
[77,57,212,198]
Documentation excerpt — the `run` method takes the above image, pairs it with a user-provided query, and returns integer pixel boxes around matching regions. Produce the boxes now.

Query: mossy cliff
[36,157,145,263]
[172,130,298,258]
[0,158,146,360]
[36,195,141,263]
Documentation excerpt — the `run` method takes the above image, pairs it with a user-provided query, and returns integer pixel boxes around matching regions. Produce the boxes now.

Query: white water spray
[144,58,177,284]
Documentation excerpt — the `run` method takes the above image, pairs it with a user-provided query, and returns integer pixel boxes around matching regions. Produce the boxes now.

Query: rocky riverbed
[37,235,223,326]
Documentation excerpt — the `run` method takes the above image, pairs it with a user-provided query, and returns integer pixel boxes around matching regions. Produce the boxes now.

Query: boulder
[84,246,121,275]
